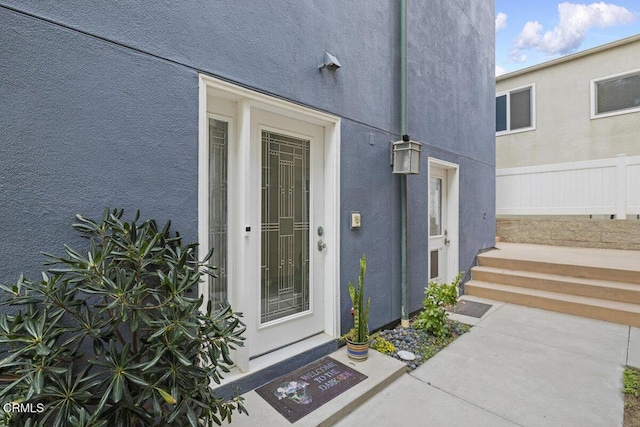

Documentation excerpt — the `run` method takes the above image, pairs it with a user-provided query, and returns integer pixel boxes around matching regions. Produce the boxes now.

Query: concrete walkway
[336,296,636,427]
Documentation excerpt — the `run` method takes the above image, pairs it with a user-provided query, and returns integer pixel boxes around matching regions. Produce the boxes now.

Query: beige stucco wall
[496,36,640,169]
[496,217,640,250]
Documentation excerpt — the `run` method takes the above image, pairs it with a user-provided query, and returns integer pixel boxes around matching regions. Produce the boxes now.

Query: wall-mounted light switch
[351,212,361,229]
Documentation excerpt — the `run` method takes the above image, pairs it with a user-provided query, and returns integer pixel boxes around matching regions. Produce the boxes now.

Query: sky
[495,1,640,76]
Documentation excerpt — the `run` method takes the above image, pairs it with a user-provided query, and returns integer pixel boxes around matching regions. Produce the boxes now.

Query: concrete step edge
[476,255,640,285]
[470,266,640,304]
[319,350,407,426]
[466,280,640,313]
[231,347,407,427]
[465,280,640,326]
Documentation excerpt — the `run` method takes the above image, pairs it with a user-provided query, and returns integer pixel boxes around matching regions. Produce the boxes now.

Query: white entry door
[200,76,340,371]
[250,109,325,357]
[429,166,448,283]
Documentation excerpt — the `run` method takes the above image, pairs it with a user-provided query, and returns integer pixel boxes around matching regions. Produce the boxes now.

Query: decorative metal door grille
[261,131,310,323]
[209,118,228,308]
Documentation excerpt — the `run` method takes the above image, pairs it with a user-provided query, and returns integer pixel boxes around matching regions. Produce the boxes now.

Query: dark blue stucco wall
[339,120,402,332]
[0,8,200,281]
[1,1,400,131]
[0,1,495,335]
[405,0,497,309]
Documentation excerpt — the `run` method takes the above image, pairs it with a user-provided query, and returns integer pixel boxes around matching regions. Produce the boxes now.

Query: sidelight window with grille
[208,118,228,307]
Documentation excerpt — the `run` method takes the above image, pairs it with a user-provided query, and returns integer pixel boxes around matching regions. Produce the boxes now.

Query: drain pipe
[400,0,409,329]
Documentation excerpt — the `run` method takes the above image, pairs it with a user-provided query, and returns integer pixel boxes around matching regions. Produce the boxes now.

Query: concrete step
[477,243,640,285]
[229,347,407,426]
[465,280,640,327]
[472,265,640,304]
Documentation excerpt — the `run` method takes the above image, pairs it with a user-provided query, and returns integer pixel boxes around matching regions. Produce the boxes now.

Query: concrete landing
[336,297,633,427]
[229,346,406,426]
[230,295,640,426]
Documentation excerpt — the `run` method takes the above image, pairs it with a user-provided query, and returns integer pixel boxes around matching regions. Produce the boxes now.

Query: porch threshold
[227,347,407,426]
[214,334,338,399]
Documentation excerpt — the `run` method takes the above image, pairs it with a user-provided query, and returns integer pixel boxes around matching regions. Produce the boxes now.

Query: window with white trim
[592,69,640,118]
[496,84,535,135]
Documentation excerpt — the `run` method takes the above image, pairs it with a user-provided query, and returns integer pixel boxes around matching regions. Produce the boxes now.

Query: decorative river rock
[397,350,416,361]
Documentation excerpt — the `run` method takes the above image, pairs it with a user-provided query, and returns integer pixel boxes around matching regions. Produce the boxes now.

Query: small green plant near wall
[414,272,463,338]
[624,367,640,397]
[0,209,246,427]
[623,366,640,425]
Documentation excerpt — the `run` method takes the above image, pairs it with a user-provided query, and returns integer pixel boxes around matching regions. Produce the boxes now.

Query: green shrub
[413,272,463,338]
[624,367,640,397]
[0,209,246,426]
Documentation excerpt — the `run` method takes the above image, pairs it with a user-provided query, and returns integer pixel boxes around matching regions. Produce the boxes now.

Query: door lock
[317,239,327,251]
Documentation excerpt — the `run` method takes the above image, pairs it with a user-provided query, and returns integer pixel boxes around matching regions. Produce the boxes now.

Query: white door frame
[198,75,341,372]
[427,158,459,284]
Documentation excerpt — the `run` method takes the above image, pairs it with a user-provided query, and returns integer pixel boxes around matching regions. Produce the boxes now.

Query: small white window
[592,69,640,119]
[496,84,535,135]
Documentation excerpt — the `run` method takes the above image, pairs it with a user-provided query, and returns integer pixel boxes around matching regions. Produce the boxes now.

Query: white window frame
[591,68,640,119]
[496,83,536,136]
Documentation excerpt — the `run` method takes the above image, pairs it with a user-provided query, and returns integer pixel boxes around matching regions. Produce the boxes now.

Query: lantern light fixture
[391,134,421,174]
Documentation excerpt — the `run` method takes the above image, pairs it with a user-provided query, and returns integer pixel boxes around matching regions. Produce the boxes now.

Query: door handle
[317,239,327,251]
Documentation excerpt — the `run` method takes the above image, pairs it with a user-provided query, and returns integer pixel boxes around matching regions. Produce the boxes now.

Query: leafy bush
[0,209,246,426]
[625,367,640,397]
[413,272,463,338]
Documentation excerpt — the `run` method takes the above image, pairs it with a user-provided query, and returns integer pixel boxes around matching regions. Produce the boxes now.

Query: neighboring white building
[496,33,640,169]
[495,34,640,249]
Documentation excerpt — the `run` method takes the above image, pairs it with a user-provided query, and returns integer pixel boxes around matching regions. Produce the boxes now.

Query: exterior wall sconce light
[392,134,421,174]
[319,51,341,70]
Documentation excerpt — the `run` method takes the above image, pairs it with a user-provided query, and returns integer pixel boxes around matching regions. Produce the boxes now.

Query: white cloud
[495,65,507,76]
[496,12,508,32]
[508,49,529,63]
[513,21,543,49]
[510,2,637,60]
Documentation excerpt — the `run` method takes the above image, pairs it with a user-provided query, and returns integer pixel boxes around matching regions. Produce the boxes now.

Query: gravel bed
[373,321,470,370]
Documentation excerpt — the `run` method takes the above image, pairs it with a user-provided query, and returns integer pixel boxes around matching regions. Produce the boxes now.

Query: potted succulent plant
[344,255,371,361]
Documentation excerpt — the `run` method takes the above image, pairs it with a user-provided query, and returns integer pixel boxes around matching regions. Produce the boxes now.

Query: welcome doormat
[449,300,493,318]
[255,356,367,423]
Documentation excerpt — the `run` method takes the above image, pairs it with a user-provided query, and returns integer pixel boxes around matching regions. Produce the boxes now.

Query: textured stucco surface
[0,1,495,333]
[0,8,199,282]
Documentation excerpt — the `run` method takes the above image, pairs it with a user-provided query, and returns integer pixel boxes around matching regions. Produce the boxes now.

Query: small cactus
[348,255,370,343]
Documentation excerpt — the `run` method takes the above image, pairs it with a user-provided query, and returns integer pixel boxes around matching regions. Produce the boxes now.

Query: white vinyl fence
[497,154,640,219]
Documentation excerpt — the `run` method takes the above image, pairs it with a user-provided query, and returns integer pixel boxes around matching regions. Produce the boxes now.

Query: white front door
[200,76,340,371]
[250,109,325,357]
[429,166,448,283]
